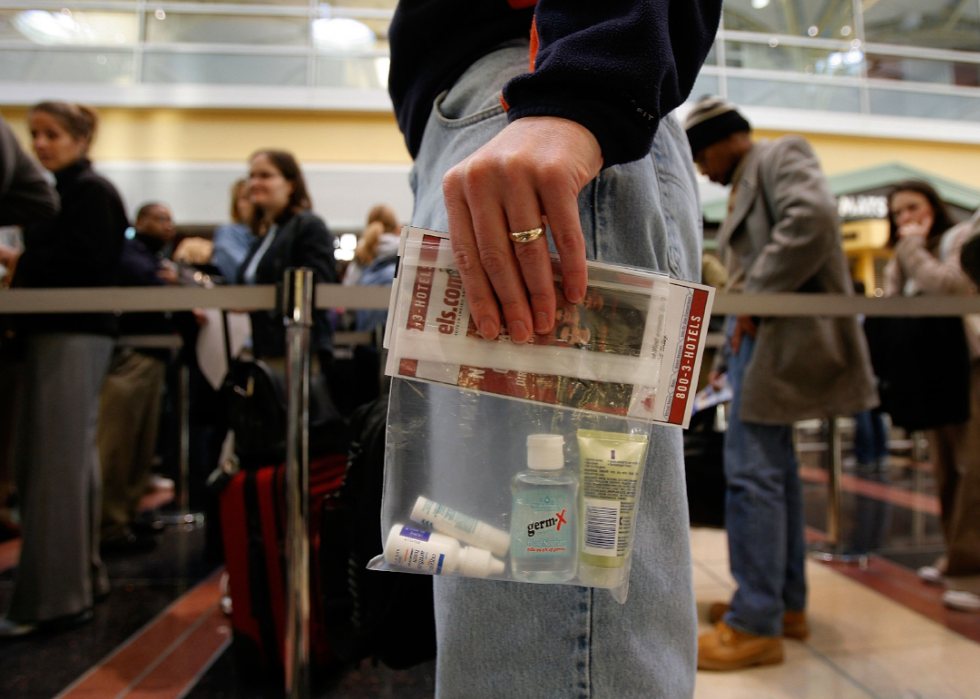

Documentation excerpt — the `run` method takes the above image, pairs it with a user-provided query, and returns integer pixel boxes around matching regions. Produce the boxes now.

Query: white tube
[384,524,506,578]
[410,496,511,556]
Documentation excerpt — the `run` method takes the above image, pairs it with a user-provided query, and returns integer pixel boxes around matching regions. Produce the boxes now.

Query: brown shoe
[698,622,784,671]
[707,602,809,640]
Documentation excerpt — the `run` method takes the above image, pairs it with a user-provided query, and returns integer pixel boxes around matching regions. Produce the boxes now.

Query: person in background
[212,178,257,283]
[343,204,399,287]
[97,202,179,553]
[350,205,401,332]
[885,181,980,613]
[0,113,59,543]
[0,102,127,637]
[0,113,59,226]
[686,96,878,669]
[239,150,337,371]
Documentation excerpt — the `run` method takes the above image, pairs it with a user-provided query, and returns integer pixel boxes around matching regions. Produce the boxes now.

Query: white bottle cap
[457,546,506,578]
[481,527,512,557]
[527,434,565,470]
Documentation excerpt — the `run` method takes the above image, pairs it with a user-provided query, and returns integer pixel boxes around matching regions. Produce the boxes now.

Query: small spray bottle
[510,434,579,583]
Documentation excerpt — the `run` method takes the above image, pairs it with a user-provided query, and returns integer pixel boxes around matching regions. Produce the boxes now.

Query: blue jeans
[853,408,888,467]
[409,41,702,699]
[722,325,807,637]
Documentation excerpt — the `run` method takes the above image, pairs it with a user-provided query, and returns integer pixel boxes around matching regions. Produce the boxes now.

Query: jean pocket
[433,89,506,130]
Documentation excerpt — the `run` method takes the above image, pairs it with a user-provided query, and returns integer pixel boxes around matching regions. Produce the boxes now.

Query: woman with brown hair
[885,180,980,612]
[211,177,257,282]
[343,204,400,287]
[0,102,128,637]
[238,149,337,365]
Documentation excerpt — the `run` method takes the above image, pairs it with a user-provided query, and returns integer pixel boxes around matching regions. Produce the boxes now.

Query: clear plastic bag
[368,227,715,602]
[370,380,655,602]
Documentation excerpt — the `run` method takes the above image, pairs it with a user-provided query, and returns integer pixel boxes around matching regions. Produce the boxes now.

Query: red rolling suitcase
[219,454,347,681]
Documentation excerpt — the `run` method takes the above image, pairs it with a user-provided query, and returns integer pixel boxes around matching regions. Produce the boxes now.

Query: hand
[0,246,20,268]
[730,315,758,356]
[157,266,179,285]
[898,217,932,239]
[192,309,209,327]
[708,370,725,391]
[442,116,603,343]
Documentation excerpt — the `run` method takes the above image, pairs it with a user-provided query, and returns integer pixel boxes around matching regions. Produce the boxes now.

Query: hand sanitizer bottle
[510,434,578,583]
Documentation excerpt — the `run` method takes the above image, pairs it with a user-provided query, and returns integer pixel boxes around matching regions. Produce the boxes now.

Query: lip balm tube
[384,524,506,578]
[576,430,650,589]
[410,496,511,557]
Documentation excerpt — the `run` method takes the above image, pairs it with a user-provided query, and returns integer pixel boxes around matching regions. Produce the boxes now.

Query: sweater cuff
[503,91,658,168]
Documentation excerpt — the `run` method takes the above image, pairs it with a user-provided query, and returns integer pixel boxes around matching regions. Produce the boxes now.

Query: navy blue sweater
[389,0,722,167]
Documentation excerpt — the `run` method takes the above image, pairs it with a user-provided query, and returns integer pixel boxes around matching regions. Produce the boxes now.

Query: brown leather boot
[698,622,784,671]
[707,602,809,640]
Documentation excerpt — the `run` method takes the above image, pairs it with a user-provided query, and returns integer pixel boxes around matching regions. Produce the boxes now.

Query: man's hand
[157,267,178,285]
[442,116,603,343]
[708,370,726,391]
[730,315,758,356]
[0,246,19,268]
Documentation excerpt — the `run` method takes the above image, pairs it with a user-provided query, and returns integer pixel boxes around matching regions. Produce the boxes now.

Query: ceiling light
[312,17,375,52]
[751,0,770,8]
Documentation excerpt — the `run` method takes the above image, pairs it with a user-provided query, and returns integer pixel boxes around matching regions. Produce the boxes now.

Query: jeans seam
[577,586,592,699]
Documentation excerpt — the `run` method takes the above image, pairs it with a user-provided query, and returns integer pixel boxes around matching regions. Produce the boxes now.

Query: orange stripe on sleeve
[500,94,510,112]
[529,16,539,72]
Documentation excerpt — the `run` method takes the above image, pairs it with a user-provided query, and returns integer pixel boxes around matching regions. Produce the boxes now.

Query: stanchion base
[808,545,869,568]
[159,512,205,531]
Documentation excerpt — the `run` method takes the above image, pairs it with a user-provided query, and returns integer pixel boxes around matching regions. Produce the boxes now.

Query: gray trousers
[7,333,113,622]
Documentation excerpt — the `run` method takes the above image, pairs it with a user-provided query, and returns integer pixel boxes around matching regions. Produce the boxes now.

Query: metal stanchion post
[810,417,865,564]
[826,418,843,549]
[161,360,204,528]
[283,268,313,699]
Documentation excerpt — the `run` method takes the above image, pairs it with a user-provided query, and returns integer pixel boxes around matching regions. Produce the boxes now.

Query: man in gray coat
[684,97,878,671]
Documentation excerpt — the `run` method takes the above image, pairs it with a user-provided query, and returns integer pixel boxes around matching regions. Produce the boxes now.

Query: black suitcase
[683,405,727,528]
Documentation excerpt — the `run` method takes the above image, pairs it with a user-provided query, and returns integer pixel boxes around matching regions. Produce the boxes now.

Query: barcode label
[583,499,619,557]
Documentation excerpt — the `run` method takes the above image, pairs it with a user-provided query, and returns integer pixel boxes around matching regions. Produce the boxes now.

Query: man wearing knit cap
[684,96,878,671]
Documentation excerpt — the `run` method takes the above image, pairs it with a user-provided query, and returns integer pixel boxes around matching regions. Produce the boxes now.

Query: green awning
[703,162,980,224]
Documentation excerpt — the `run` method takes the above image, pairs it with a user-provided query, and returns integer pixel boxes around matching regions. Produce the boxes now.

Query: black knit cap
[684,96,751,157]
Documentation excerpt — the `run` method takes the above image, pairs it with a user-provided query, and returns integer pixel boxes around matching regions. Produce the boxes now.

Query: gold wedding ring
[509,227,545,244]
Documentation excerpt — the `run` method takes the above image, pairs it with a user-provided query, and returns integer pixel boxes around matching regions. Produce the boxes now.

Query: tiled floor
[4,433,980,698]
[691,527,980,699]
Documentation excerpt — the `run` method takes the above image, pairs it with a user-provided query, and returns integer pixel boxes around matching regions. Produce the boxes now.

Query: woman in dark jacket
[0,102,127,637]
[238,149,337,367]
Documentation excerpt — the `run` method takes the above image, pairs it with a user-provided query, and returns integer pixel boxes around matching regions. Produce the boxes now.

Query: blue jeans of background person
[409,40,702,699]
[722,324,807,638]
[853,408,888,468]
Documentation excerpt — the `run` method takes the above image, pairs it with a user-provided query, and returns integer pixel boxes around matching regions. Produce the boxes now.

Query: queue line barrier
[4,277,979,698]
[4,286,980,316]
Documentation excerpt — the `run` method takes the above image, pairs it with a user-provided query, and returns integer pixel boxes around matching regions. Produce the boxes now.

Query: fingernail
[510,320,529,344]
[566,287,584,304]
[534,312,549,334]
[479,318,497,340]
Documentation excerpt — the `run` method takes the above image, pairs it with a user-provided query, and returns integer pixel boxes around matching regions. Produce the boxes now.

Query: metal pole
[283,268,314,699]
[161,360,204,528]
[826,417,844,550]
[178,363,191,514]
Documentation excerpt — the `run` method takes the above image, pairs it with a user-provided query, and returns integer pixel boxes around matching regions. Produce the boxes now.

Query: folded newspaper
[383,227,714,428]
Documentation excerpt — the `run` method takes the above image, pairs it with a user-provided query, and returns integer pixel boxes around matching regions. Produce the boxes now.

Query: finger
[468,195,534,344]
[504,200,554,335]
[538,180,587,305]
[444,168,502,340]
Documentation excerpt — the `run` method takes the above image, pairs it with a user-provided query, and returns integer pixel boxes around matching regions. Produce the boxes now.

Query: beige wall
[756,128,980,190]
[3,107,411,164]
[5,107,979,188]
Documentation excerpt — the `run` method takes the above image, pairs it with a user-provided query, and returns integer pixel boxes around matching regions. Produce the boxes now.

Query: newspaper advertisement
[384,227,714,428]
